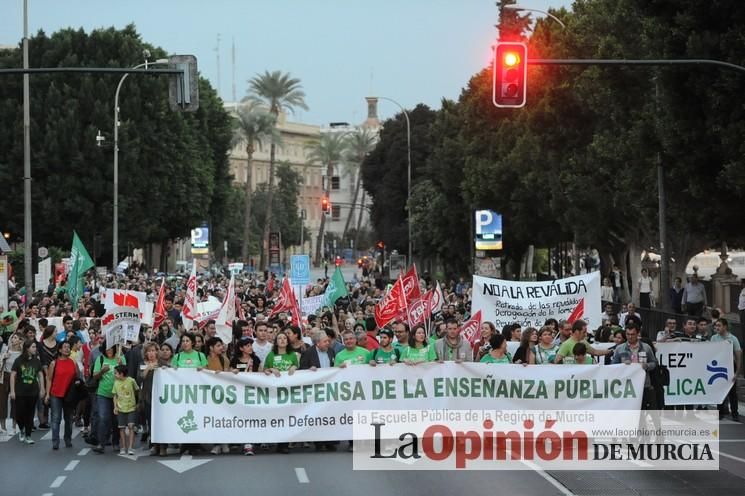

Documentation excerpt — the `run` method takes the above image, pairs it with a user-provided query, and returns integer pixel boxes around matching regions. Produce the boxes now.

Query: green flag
[324,267,348,306]
[66,231,94,309]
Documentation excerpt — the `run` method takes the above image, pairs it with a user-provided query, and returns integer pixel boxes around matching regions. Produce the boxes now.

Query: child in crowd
[112,365,139,456]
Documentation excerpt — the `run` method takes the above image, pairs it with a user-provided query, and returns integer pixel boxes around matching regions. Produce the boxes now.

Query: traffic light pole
[528,58,745,74]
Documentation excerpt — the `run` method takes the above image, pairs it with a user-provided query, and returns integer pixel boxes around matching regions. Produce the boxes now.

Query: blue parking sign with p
[291,255,310,285]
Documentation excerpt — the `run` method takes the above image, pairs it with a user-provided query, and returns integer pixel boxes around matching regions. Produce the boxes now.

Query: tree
[232,102,279,261]
[249,161,303,253]
[305,132,348,265]
[245,70,308,269]
[361,105,437,257]
[0,25,232,268]
[341,127,377,245]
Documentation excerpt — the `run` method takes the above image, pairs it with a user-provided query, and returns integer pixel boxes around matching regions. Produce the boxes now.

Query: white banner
[102,306,141,348]
[656,342,735,406]
[301,294,327,316]
[472,273,602,329]
[151,362,645,443]
[0,255,8,312]
[36,257,52,293]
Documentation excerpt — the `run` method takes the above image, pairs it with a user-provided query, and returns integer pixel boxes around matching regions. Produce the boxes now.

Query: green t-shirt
[336,347,370,366]
[480,353,512,364]
[557,337,591,361]
[93,355,127,398]
[401,344,436,363]
[112,376,139,413]
[171,350,208,369]
[264,351,298,371]
[368,347,400,364]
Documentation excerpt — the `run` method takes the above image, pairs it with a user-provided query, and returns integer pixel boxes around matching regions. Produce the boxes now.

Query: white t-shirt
[738,288,745,311]
[253,341,273,366]
[639,276,652,293]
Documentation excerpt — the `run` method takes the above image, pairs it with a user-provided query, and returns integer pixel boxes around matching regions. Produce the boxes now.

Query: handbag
[64,371,87,405]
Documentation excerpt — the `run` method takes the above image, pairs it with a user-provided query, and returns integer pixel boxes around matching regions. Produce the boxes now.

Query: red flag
[375,277,406,328]
[152,279,167,330]
[406,297,428,328]
[269,278,297,319]
[460,310,483,346]
[567,298,585,324]
[401,265,421,301]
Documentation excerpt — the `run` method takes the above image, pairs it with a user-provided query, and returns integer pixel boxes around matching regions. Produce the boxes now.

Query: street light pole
[112,58,168,271]
[22,0,32,300]
[375,96,412,267]
[502,4,567,29]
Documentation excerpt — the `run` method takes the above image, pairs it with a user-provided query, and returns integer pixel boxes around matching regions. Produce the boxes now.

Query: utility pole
[22,0,32,299]
[656,77,670,310]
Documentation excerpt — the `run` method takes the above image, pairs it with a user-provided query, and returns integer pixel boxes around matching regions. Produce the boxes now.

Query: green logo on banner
[177,410,198,434]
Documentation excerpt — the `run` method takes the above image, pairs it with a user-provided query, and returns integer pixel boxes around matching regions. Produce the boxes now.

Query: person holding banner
[401,325,437,365]
[534,327,560,365]
[171,334,207,369]
[711,318,742,420]
[263,331,298,377]
[434,319,473,362]
[368,329,400,365]
[335,331,370,367]
[393,322,410,353]
[612,322,660,417]
[473,321,496,362]
[555,320,611,364]
[480,334,511,364]
[513,327,537,365]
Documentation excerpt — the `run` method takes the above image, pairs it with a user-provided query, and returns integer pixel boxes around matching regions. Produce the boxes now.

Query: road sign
[291,255,310,286]
[38,246,48,258]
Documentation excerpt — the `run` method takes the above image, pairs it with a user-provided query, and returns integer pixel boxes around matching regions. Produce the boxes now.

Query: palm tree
[305,132,349,265]
[246,70,308,270]
[341,128,377,245]
[232,101,279,262]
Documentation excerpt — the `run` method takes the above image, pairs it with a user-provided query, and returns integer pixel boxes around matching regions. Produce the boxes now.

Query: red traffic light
[493,42,528,108]
[321,196,331,214]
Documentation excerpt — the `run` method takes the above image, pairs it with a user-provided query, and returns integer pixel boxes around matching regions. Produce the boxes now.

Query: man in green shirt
[368,329,401,365]
[555,320,610,363]
[393,322,409,353]
[336,331,369,367]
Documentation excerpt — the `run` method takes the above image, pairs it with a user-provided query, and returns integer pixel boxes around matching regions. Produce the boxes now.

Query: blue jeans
[95,395,117,448]
[50,396,73,445]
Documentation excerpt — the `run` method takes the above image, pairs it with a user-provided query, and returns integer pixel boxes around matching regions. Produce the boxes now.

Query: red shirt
[366,333,380,350]
[49,358,76,398]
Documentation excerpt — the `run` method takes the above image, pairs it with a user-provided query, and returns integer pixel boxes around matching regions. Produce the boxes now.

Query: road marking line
[64,460,79,471]
[77,448,90,456]
[42,493,53,496]
[295,467,310,483]
[50,476,66,488]
[521,461,574,496]
[715,449,745,464]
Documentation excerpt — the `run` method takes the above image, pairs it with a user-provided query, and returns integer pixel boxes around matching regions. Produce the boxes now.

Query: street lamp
[112,57,168,271]
[502,4,566,29]
[373,96,412,268]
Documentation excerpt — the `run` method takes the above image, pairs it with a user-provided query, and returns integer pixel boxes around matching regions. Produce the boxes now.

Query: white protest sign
[472,273,602,329]
[101,289,153,325]
[301,294,327,316]
[151,362,645,444]
[102,306,141,348]
[656,341,735,405]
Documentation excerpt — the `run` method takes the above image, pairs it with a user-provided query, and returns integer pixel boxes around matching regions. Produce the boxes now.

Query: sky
[1,0,568,125]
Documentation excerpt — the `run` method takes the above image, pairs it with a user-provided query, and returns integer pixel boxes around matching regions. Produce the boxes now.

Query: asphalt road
[2,415,745,496]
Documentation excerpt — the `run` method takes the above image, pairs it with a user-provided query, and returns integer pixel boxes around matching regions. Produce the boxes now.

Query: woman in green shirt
[171,333,208,369]
[480,334,512,364]
[534,326,560,365]
[263,331,297,455]
[402,325,436,365]
[263,331,298,377]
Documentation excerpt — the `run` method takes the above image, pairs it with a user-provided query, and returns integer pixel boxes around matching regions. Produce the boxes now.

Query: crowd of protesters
[0,261,742,456]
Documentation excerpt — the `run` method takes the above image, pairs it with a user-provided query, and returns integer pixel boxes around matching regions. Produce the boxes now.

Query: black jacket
[299,345,336,370]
